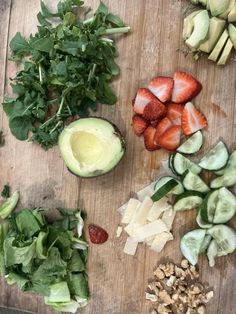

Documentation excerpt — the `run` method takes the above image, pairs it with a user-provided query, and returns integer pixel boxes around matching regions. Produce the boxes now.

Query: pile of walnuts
[146,259,214,314]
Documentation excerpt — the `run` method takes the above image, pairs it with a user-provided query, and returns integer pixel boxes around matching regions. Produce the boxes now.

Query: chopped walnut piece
[159,262,175,277]
[150,310,158,314]
[154,268,165,280]
[159,290,173,305]
[166,275,176,287]
[157,304,171,314]
[197,305,206,314]
[204,291,214,303]
[189,284,202,295]
[175,265,186,279]
[187,265,199,280]
[146,292,158,302]
[181,259,189,269]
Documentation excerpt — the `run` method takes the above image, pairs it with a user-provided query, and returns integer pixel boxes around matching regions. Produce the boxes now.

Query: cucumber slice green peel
[151,179,178,202]
[213,187,236,223]
[196,210,213,229]
[182,170,210,193]
[200,190,219,223]
[180,229,206,265]
[207,225,236,255]
[154,176,184,196]
[215,150,236,175]
[200,234,212,253]
[210,168,236,188]
[177,131,203,155]
[199,141,229,171]
[172,153,201,175]
[174,191,203,211]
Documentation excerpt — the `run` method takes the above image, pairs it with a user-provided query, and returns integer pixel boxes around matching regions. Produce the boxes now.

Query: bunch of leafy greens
[3,0,130,149]
[0,207,89,313]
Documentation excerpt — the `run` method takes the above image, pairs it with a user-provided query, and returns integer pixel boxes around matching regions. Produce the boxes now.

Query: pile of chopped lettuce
[0,206,89,313]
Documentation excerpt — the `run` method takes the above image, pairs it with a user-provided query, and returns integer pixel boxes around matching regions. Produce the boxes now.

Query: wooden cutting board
[0,0,235,313]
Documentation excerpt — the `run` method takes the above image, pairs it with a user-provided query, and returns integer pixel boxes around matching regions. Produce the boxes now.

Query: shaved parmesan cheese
[130,196,153,225]
[134,219,168,242]
[145,235,155,246]
[136,182,156,201]
[150,232,174,253]
[161,208,176,231]
[117,202,128,215]
[116,226,123,238]
[123,237,138,255]
[121,198,140,224]
[147,197,171,222]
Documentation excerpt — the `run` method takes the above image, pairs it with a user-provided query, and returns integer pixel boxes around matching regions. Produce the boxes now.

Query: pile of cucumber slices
[151,130,236,267]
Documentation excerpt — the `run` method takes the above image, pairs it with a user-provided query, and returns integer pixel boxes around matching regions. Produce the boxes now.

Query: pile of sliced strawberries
[132,71,208,151]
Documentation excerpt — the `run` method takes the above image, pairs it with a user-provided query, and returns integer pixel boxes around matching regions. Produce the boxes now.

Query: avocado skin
[65,117,126,179]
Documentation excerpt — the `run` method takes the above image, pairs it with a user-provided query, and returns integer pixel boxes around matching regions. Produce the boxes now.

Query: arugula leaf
[0,191,19,220]
[0,223,8,275]
[6,272,28,290]
[9,32,31,54]
[30,37,54,52]
[14,209,42,238]
[9,116,32,141]
[68,273,89,298]
[1,185,10,198]
[46,281,71,303]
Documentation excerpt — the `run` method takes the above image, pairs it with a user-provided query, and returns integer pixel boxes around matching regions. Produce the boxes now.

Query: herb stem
[57,96,65,116]
[22,103,35,115]
[40,115,56,129]
[102,26,130,35]
[82,16,94,25]
[88,64,97,85]
[49,120,62,134]
[39,64,43,84]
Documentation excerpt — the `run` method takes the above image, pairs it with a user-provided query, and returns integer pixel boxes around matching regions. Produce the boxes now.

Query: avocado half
[59,117,125,178]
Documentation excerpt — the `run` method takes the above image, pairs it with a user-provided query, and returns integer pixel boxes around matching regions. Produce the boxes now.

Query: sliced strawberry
[88,224,109,244]
[166,103,184,125]
[172,71,202,103]
[132,114,148,136]
[150,118,162,128]
[182,102,208,136]
[144,126,160,151]
[154,117,173,144]
[148,76,174,103]
[142,100,166,121]
[158,125,182,151]
[133,88,157,114]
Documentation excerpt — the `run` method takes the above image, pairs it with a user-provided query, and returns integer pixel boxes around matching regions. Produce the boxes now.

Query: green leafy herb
[0,204,89,313]
[1,185,10,199]
[3,0,130,149]
[0,190,19,220]
[0,130,5,147]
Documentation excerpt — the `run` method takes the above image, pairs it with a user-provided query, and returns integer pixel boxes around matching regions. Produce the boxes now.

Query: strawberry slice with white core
[132,114,148,136]
[148,76,174,103]
[133,88,157,115]
[154,117,173,145]
[182,102,208,136]
[158,125,182,151]
[172,71,202,103]
[166,103,184,125]
[144,126,160,151]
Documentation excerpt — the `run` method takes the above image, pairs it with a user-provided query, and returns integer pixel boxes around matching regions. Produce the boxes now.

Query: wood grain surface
[0,0,235,313]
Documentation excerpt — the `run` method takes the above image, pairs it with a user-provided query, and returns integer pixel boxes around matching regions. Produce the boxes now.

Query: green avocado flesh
[209,0,230,16]
[199,17,226,53]
[183,10,203,40]
[217,38,233,64]
[218,0,235,19]
[228,3,236,22]
[228,23,236,48]
[208,29,229,61]
[185,10,210,49]
[59,118,125,178]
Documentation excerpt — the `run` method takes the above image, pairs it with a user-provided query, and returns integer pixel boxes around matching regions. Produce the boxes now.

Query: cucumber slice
[199,141,229,171]
[172,153,201,176]
[196,210,213,229]
[207,239,218,267]
[154,176,184,195]
[210,168,236,188]
[151,179,178,202]
[174,191,203,211]
[182,170,210,193]
[215,150,236,175]
[200,234,212,253]
[168,154,177,175]
[213,187,236,223]
[180,229,206,265]
[177,131,203,155]
[200,190,219,223]
[207,225,236,255]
